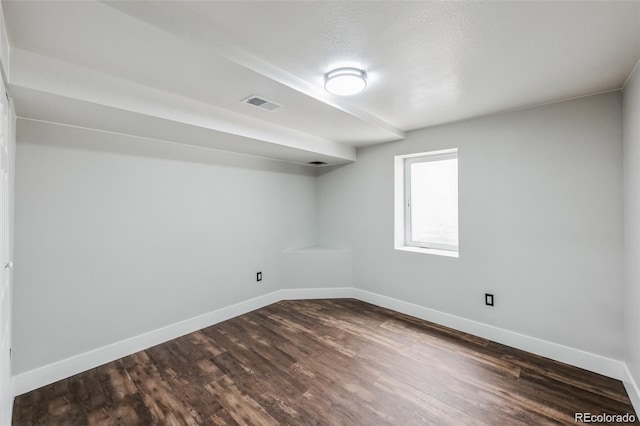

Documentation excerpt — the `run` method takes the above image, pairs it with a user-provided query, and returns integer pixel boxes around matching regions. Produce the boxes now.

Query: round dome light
[324,67,367,96]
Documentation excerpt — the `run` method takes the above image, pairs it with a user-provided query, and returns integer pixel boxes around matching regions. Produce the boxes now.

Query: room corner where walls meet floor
[11,286,640,416]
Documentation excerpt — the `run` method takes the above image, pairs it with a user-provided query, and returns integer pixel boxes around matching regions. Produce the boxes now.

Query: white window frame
[394,148,459,257]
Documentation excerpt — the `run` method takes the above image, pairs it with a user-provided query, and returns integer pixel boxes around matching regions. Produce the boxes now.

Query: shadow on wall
[17,119,318,176]
[314,163,351,176]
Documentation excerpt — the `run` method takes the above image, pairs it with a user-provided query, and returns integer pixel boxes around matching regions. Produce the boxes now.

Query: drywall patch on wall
[281,247,353,289]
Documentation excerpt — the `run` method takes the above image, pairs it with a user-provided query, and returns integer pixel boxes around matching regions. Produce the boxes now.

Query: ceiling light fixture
[324,67,367,96]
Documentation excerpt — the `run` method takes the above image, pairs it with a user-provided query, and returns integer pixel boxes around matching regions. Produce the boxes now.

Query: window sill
[395,245,459,258]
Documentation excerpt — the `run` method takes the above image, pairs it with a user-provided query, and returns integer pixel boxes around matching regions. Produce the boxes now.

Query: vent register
[242,95,281,111]
[241,95,327,166]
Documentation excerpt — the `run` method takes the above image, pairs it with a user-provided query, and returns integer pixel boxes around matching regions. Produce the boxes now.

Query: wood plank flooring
[12,299,638,425]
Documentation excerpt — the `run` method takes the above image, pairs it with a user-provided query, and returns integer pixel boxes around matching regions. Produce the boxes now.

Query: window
[394,149,458,256]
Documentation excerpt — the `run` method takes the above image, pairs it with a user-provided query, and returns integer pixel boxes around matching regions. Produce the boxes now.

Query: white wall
[0,95,15,426]
[0,3,14,423]
[13,119,317,375]
[624,63,640,399]
[281,247,352,289]
[11,91,630,394]
[318,92,624,360]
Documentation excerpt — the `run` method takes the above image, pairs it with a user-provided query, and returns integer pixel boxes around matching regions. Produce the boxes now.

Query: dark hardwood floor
[12,299,638,425]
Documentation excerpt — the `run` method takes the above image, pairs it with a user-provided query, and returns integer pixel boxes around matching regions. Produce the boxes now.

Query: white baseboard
[623,364,640,414]
[12,287,352,396]
[13,286,629,398]
[353,289,627,381]
[12,290,278,396]
[279,287,354,300]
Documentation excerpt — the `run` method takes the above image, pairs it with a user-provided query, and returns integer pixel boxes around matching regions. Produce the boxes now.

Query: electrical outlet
[257,271,262,282]
[485,293,494,306]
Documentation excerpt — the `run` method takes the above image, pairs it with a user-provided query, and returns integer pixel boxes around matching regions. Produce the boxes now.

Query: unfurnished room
[0,1,639,425]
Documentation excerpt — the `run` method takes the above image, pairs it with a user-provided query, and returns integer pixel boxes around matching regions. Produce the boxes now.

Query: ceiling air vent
[242,95,281,111]
[308,161,328,166]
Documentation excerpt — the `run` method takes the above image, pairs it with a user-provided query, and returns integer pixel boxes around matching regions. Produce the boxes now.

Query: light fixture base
[324,67,367,96]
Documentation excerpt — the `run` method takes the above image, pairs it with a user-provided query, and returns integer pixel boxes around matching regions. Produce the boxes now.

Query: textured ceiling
[2,0,639,164]
[105,0,640,130]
